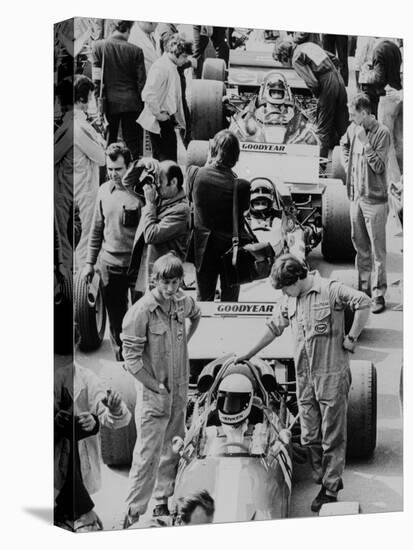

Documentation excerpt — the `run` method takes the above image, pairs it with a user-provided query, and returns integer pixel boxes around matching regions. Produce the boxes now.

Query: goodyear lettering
[216,303,274,314]
[240,142,286,153]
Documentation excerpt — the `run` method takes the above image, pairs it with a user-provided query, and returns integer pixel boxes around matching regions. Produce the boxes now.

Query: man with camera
[128,157,191,293]
[82,143,143,361]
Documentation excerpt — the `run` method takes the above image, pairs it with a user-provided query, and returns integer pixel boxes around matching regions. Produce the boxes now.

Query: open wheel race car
[99,302,377,520]
[187,51,354,264]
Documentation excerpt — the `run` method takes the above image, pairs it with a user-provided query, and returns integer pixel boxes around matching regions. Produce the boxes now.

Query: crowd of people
[54,20,403,531]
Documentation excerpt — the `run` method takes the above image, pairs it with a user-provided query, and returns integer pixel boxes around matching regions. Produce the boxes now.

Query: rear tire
[74,271,106,351]
[202,58,226,82]
[321,179,355,262]
[347,361,377,459]
[331,146,346,184]
[190,80,225,140]
[186,140,209,168]
[54,272,73,355]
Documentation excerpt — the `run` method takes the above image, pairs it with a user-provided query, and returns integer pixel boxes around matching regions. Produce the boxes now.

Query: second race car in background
[187,49,354,264]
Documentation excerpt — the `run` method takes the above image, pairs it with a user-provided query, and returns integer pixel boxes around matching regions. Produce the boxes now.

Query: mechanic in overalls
[121,252,201,528]
[273,39,349,159]
[236,254,371,512]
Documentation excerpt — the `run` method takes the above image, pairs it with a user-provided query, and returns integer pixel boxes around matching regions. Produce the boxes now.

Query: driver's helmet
[261,72,288,105]
[217,373,254,425]
[250,179,274,214]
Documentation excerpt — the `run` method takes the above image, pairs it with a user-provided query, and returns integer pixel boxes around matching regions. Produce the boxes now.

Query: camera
[139,169,157,189]
[122,160,158,200]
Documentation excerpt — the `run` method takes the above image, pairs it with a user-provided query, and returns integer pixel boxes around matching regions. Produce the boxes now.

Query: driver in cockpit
[242,72,295,141]
[254,72,295,124]
[213,372,269,455]
[217,373,255,428]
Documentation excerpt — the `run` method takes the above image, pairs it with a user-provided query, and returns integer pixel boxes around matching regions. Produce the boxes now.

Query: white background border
[0,1,409,548]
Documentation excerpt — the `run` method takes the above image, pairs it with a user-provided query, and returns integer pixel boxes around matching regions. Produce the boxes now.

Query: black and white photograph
[52,13,404,534]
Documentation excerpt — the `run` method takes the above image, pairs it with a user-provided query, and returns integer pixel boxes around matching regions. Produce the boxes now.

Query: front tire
[347,361,377,459]
[74,271,106,351]
[202,58,226,82]
[321,179,355,262]
[190,80,225,140]
[186,140,209,168]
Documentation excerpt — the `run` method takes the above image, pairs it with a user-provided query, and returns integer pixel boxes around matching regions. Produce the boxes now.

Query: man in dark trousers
[274,38,348,159]
[128,158,191,295]
[92,20,146,159]
[360,39,403,186]
[138,34,192,162]
[192,25,229,79]
[322,34,349,86]
[186,130,250,302]
[360,38,402,117]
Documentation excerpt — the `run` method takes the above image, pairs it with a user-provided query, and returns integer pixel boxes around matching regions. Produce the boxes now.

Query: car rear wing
[236,142,320,184]
[229,50,308,91]
[188,301,294,360]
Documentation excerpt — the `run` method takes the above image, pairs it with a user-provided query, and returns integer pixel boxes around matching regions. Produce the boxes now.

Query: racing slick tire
[202,58,226,82]
[331,146,346,184]
[54,272,73,355]
[321,179,356,262]
[186,140,209,167]
[190,79,225,140]
[74,271,106,351]
[98,363,137,467]
[347,361,377,459]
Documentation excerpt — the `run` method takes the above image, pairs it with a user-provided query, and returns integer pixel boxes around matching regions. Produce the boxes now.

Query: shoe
[153,504,170,517]
[358,283,371,298]
[123,509,139,529]
[310,487,337,513]
[372,296,385,314]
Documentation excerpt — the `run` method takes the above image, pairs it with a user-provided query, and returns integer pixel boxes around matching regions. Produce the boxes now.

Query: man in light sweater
[82,143,143,360]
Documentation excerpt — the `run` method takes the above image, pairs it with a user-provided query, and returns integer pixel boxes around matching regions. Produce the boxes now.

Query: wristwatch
[347,334,357,343]
[158,382,166,391]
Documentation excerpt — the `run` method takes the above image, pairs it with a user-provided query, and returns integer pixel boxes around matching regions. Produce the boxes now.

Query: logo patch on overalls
[315,323,328,334]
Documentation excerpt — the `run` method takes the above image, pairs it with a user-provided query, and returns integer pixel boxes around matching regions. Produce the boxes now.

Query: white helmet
[250,179,274,213]
[261,72,288,105]
[217,373,254,425]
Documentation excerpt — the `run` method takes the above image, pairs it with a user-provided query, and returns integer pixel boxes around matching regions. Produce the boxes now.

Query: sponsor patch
[216,303,275,315]
[315,322,328,334]
[240,142,287,153]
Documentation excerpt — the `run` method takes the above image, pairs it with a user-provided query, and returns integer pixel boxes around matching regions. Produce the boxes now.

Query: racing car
[187,50,354,264]
[99,301,377,521]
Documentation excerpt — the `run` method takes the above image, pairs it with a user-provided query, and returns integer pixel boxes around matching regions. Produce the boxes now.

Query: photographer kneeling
[128,157,191,294]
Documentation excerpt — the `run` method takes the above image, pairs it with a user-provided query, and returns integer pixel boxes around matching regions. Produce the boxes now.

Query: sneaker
[123,509,140,529]
[372,296,385,314]
[310,487,337,513]
[153,504,170,517]
[358,284,371,298]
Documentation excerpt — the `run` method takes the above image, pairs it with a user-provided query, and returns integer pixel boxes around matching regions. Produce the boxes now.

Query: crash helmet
[262,72,288,105]
[217,373,254,425]
[250,179,274,214]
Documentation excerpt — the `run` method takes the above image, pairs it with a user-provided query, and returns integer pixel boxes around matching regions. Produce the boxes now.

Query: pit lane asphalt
[55,211,402,528]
